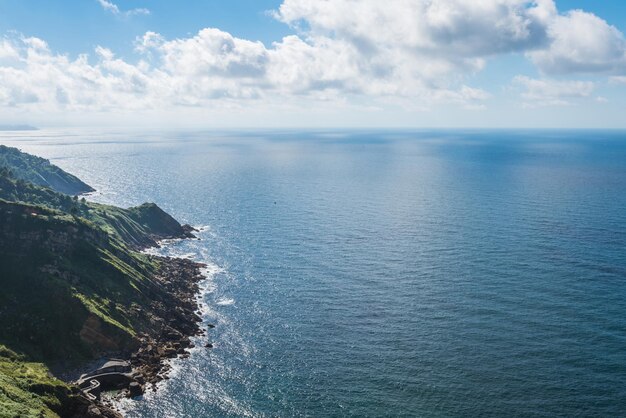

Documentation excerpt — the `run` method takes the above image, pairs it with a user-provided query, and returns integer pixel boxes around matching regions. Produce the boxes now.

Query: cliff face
[128,202,196,243]
[88,201,196,250]
[0,147,201,417]
[0,200,146,360]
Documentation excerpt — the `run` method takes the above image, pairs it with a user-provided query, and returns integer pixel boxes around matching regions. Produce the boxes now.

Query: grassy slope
[0,346,71,418]
[0,148,195,417]
[0,145,94,195]
[0,199,166,359]
[0,200,168,417]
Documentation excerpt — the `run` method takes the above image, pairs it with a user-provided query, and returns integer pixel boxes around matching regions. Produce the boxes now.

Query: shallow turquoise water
[3,129,626,417]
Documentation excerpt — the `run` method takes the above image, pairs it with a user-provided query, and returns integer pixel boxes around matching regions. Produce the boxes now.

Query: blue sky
[0,1,289,58]
[0,0,625,128]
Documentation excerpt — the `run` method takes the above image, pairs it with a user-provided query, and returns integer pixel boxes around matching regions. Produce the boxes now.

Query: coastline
[0,145,215,417]
[126,255,206,392]
[78,235,213,416]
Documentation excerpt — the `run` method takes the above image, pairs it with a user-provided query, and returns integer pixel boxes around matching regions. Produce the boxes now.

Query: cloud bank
[1,0,625,122]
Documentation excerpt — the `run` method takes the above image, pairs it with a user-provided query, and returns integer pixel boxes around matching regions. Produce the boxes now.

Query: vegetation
[0,145,94,195]
[0,168,192,250]
[0,346,72,418]
[0,199,158,359]
[0,147,194,417]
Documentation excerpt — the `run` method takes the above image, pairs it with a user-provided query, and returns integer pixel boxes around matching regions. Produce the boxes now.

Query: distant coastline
[0,124,38,131]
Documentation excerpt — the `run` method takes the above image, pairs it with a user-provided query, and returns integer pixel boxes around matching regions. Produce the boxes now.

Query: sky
[0,0,626,129]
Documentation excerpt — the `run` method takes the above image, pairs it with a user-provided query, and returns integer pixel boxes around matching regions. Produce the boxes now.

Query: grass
[0,346,69,418]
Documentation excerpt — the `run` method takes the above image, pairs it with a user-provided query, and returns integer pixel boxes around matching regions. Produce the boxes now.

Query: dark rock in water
[207,324,216,329]
[129,381,143,397]
[181,224,198,238]
[205,342,213,348]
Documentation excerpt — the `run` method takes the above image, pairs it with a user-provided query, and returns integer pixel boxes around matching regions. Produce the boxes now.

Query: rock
[205,342,213,348]
[129,381,143,397]
[164,327,182,341]
[87,405,102,416]
[181,224,197,235]
[207,324,216,329]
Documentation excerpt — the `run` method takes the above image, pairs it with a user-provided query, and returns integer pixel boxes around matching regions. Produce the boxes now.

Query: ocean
[2,129,626,417]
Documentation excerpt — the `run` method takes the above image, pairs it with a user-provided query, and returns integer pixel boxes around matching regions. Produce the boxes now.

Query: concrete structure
[76,359,133,390]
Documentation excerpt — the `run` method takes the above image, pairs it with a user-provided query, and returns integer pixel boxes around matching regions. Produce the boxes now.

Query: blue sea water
[2,129,626,417]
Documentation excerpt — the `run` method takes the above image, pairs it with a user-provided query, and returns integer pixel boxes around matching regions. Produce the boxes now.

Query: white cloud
[97,0,119,14]
[610,76,626,85]
[274,0,556,57]
[529,9,626,74]
[514,75,595,106]
[0,39,19,60]
[134,26,494,106]
[96,0,150,17]
[1,0,626,123]
[0,36,155,111]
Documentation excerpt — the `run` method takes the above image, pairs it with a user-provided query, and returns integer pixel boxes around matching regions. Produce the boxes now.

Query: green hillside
[0,169,195,250]
[0,147,199,417]
[0,345,74,418]
[0,145,94,195]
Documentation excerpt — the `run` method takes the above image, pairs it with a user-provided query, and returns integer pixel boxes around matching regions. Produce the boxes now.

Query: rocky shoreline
[75,252,212,416]
[126,256,207,394]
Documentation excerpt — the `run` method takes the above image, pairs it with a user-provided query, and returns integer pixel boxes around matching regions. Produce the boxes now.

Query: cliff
[0,147,203,417]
